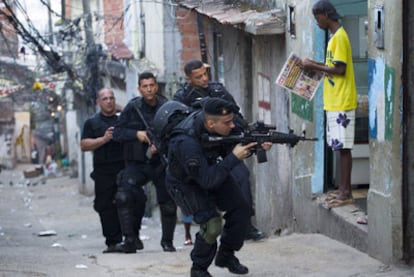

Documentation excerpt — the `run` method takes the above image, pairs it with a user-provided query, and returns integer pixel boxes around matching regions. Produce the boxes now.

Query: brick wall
[0,5,18,57]
[176,7,209,71]
[64,0,72,19]
[103,0,124,45]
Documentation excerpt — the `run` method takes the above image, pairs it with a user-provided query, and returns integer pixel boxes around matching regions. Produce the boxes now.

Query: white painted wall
[143,1,165,78]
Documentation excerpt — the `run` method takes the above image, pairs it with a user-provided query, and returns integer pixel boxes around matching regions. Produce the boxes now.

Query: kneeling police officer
[154,98,272,276]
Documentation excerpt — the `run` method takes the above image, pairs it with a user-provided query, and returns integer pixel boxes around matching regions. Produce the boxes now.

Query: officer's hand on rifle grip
[137,130,151,144]
[233,142,257,160]
[261,142,273,151]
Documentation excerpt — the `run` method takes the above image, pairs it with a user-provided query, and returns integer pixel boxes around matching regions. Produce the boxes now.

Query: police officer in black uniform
[112,72,177,253]
[81,88,124,253]
[173,59,265,241]
[157,98,272,277]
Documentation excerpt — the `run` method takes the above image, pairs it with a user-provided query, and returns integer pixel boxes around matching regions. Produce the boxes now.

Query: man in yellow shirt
[302,0,357,208]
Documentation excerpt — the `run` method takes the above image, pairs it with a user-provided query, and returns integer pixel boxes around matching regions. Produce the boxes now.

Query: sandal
[357,216,368,225]
[324,190,341,201]
[184,239,193,245]
[327,189,340,196]
[323,198,354,209]
[325,193,338,201]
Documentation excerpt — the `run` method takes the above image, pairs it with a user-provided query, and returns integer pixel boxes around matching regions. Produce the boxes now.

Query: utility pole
[82,0,101,109]
[82,0,94,49]
[47,0,54,44]
[61,0,65,21]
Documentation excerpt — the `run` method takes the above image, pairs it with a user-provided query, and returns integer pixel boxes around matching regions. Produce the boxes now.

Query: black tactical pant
[92,162,124,247]
[191,177,250,269]
[116,160,177,244]
[231,162,254,216]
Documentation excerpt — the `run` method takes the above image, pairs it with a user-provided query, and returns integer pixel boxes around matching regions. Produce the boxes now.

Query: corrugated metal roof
[179,0,285,35]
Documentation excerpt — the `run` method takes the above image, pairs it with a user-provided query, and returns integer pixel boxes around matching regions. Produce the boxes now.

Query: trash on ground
[38,230,57,236]
[75,264,88,269]
[51,243,63,247]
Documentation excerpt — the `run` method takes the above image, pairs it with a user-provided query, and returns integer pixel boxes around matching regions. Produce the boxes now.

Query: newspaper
[275,53,324,101]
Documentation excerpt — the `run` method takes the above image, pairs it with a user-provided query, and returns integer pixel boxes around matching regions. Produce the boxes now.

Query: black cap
[313,0,341,20]
[202,98,236,116]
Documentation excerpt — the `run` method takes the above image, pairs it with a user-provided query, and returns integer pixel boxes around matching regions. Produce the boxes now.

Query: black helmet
[153,101,191,140]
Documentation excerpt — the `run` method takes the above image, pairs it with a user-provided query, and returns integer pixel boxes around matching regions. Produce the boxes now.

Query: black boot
[160,202,177,252]
[102,244,124,254]
[215,248,248,274]
[161,240,176,252]
[115,239,136,253]
[245,223,265,241]
[190,264,212,277]
[117,207,138,253]
[136,237,144,250]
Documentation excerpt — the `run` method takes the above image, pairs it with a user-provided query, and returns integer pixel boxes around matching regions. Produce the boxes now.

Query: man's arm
[174,135,255,190]
[302,59,346,76]
[81,126,113,152]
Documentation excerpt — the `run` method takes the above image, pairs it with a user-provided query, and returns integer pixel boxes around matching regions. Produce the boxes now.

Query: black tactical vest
[89,113,123,165]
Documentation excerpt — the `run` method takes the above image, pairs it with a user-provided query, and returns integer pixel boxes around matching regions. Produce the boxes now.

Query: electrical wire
[0,25,18,60]
[39,0,61,18]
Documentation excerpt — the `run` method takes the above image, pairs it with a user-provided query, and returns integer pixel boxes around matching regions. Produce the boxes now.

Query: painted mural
[368,58,395,141]
[14,112,31,163]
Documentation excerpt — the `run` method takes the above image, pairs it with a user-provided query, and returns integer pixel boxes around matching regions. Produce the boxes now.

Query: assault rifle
[133,99,166,164]
[201,121,317,163]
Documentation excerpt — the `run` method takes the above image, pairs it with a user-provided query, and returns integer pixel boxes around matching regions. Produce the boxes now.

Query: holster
[168,184,209,217]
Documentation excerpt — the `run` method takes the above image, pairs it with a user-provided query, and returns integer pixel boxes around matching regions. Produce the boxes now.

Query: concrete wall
[367,0,403,263]
[123,0,140,56]
[143,1,165,79]
[163,3,183,97]
[250,35,294,233]
[403,0,414,264]
[284,0,321,233]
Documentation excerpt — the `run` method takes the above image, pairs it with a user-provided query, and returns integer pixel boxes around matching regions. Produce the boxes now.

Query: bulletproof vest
[167,111,200,179]
[89,113,123,164]
[167,111,225,178]
[122,95,167,162]
[179,82,225,106]
[180,83,247,130]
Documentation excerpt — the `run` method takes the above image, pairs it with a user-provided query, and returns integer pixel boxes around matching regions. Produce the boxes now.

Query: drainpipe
[196,13,208,63]
[402,0,411,263]
[139,0,145,59]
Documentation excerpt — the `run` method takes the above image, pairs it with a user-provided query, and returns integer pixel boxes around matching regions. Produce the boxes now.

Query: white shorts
[326,110,355,150]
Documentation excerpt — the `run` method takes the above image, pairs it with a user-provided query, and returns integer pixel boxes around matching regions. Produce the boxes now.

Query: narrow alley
[0,165,412,277]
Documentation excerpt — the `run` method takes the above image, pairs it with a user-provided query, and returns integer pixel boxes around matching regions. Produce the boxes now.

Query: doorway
[325,1,369,215]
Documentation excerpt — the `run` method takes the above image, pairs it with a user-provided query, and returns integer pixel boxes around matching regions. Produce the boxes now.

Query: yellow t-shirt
[323,27,357,111]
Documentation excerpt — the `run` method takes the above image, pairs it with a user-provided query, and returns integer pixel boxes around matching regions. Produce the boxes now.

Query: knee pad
[115,190,131,208]
[200,216,222,244]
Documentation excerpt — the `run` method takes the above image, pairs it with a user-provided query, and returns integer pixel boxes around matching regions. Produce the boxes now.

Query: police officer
[162,98,272,277]
[80,88,124,253]
[174,59,265,241]
[113,72,177,253]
